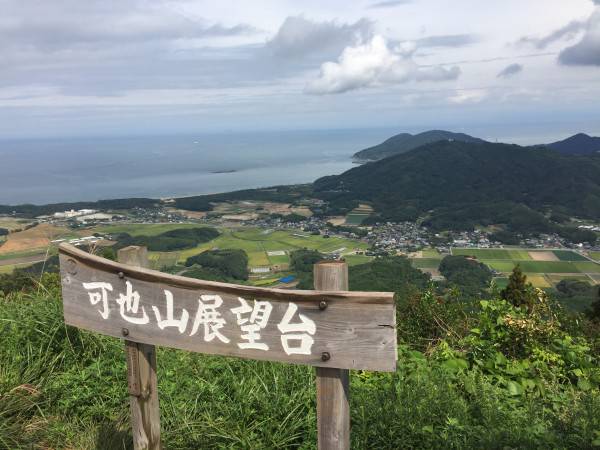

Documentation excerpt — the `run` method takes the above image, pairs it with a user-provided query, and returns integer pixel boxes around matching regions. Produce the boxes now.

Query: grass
[2,284,599,449]
[268,255,291,266]
[590,251,600,262]
[148,252,181,270]
[0,264,23,274]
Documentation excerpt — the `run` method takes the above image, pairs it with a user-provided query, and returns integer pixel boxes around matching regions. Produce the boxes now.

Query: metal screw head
[118,271,125,279]
[122,328,129,336]
[319,301,328,311]
[321,351,331,362]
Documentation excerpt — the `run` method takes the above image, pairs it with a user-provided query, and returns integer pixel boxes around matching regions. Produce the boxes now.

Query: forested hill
[546,133,600,155]
[352,130,486,161]
[315,140,600,230]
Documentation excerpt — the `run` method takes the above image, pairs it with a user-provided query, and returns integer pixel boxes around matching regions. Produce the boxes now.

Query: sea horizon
[2,124,598,206]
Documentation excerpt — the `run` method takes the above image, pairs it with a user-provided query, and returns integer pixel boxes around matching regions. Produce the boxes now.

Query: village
[21,201,600,258]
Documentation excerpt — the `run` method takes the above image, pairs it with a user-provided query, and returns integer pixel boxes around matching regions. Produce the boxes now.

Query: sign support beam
[118,246,161,450]
[315,261,350,450]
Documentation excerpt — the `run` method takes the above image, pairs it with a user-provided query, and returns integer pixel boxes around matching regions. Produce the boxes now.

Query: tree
[501,265,535,312]
[586,286,600,322]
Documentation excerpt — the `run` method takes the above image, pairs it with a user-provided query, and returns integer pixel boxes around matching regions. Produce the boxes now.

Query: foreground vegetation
[2,255,600,449]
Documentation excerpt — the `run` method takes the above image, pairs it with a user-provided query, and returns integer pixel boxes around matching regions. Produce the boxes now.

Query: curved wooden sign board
[59,243,397,372]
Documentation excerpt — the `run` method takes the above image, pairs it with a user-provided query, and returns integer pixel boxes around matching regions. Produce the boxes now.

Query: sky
[1,0,600,142]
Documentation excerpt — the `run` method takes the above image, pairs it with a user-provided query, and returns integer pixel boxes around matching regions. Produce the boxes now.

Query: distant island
[211,169,238,174]
[353,130,600,162]
[352,130,486,162]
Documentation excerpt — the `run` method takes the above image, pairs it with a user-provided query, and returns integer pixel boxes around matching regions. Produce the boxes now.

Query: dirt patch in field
[0,223,65,254]
[221,213,259,221]
[528,251,558,261]
[327,216,347,226]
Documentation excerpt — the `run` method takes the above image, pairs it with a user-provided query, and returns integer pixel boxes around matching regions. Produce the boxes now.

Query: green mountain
[315,140,600,231]
[546,133,600,155]
[352,130,486,162]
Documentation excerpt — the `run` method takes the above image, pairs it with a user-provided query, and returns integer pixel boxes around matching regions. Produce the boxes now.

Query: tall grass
[1,278,599,449]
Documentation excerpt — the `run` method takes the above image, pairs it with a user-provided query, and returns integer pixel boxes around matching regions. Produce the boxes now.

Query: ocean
[0,128,396,205]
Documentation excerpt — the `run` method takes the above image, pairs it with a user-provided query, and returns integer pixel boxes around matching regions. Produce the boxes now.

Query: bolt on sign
[59,244,397,371]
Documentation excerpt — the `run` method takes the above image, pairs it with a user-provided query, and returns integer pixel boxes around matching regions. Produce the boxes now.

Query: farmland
[447,247,600,288]
[91,225,370,275]
[344,203,373,225]
[174,227,369,267]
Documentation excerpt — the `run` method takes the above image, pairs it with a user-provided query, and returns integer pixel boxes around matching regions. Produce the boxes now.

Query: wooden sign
[59,244,397,372]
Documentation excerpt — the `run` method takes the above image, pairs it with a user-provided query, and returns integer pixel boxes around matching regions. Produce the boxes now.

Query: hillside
[315,140,600,230]
[546,133,600,155]
[352,130,486,162]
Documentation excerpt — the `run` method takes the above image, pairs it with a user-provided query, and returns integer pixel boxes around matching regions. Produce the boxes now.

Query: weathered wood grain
[118,246,161,450]
[315,261,350,450]
[59,244,397,372]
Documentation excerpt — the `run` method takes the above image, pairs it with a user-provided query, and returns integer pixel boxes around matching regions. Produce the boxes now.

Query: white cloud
[305,35,460,94]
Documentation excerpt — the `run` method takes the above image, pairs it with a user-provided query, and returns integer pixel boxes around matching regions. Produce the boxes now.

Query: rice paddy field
[344,203,373,226]
[449,247,600,288]
[118,226,371,270]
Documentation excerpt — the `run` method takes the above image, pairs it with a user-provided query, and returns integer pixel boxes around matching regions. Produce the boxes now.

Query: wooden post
[314,261,350,450]
[118,246,161,450]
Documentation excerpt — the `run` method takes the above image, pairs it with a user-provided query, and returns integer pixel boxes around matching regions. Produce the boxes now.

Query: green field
[552,250,588,261]
[345,213,369,225]
[175,227,368,268]
[94,223,206,237]
[446,247,600,286]
[451,248,531,260]
[421,248,441,258]
[589,252,600,262]
[485,260,581,274]
[572,261,600,273]
[343,254,375,266]
[546,274,593,285]
[410,258,442,269]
